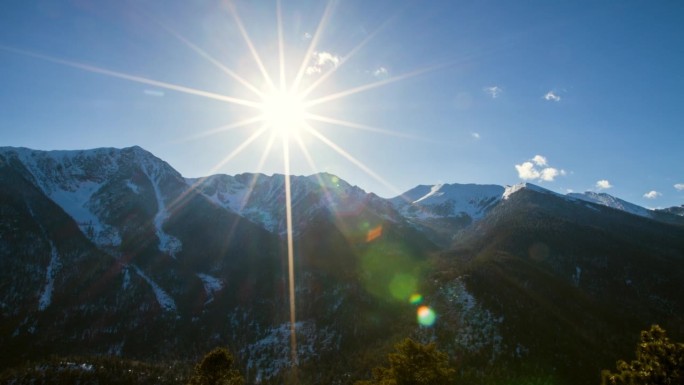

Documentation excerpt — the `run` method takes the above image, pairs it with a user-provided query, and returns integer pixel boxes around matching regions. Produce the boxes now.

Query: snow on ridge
[196,273,224,304]
[189,172,373,235]
[567,191,652,218]
[3,147,123,247]
[414,183,444,204]
[50,181,122,247]
[394,183,504,220]
[38,240,61,311]
[502,182,560,200]
[132,265,176,312]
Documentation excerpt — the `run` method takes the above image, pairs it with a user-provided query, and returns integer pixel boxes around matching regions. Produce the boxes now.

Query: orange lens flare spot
[366,225,383,242]
[417,305,436,327]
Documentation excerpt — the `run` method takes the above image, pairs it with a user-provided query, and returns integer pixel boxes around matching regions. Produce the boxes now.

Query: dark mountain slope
[438,186,684,384]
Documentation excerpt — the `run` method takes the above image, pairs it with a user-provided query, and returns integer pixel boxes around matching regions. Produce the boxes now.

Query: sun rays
[0,0,450,370]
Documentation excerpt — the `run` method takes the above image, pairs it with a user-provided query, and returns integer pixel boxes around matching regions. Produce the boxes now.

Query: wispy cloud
[596,180,612,190]
[544,91,561,102]
[144,89,165,97]
[643,190,661,199]
[675,183,684,191]
[471,132,481,140]
[373,66,389,79]
[305,51,340,75]
[302,32,312,40]
[515,155,566,182]
[484,86,502,98]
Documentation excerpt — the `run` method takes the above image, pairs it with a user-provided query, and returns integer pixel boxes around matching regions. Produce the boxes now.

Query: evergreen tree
[355,338,455,385]
[188,347,244,385]
[602,325,684,385]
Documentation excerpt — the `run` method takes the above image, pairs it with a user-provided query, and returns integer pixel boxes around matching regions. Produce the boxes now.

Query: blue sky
[1,0,683,207]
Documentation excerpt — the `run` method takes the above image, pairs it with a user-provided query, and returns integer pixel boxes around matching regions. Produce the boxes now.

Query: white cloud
[515,155,565,182]
[305,51,340,75]
[471,132,481,140]
[540,167,563,181]
[643,190,661,199]
[373,66,389,79]
[515,162,540,180]
[302,32,312,40]
[675,183,684,191]
[596,180,612,190]
[544,91,561,102]
[532,155,547,166]
[484,86,502,98]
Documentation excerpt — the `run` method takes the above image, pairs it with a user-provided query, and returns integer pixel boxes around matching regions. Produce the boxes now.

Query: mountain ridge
[2,145,684,384]
[2,146,681,228]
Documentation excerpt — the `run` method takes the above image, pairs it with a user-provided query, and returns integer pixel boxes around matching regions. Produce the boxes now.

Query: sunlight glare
[260,90,308,138]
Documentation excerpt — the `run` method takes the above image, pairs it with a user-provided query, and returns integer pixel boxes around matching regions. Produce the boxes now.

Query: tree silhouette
[355,338,455,385]
[188,347,243,385]
[601,325,684,385]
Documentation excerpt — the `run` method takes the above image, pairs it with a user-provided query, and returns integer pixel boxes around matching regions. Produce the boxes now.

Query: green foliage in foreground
[188,347,244,385]
[355,338,455,385]
[601,325,684,385]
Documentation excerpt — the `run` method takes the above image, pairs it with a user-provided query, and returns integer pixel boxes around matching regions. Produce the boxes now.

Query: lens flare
[388,273,417,301]
[409,293,423,305]
[417,305,436,327]
[366,225,383,242]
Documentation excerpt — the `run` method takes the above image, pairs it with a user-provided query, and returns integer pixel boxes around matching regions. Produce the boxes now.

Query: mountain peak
[502,182,555,200]
[567,191,652,218]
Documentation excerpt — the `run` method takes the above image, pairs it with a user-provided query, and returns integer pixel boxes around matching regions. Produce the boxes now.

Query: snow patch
[45,181,122,247]
[502,183,526,200]
[38,241,61,311]
[196,273,224,304]
[121,267,131,290]
[242,320,337,380]
[414,183,444,203]
[126,180,140,194]
[503,182,562,200]
[132,265,176,312]
[573,266,582,287]
[142,166,182,258]
[6,147,122,247]
[439,279,503,360]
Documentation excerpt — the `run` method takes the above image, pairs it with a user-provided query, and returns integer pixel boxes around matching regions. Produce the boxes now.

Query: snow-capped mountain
[567,191,652,218]
[2,145,684,385]
[391,183,503,220]
[657,204,684,217]
[4,145,677,248]
[187,172,399,236]
[389,183,503,246]
[0,146,187,255]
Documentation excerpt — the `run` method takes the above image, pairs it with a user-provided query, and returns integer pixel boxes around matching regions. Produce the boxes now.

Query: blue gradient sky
[1,1,683,207]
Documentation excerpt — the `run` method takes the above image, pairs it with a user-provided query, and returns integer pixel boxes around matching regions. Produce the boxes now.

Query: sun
[10,0,432,369]
[259,89,308,138]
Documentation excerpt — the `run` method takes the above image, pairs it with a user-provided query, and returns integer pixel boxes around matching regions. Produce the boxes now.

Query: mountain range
[1,146,683,384]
